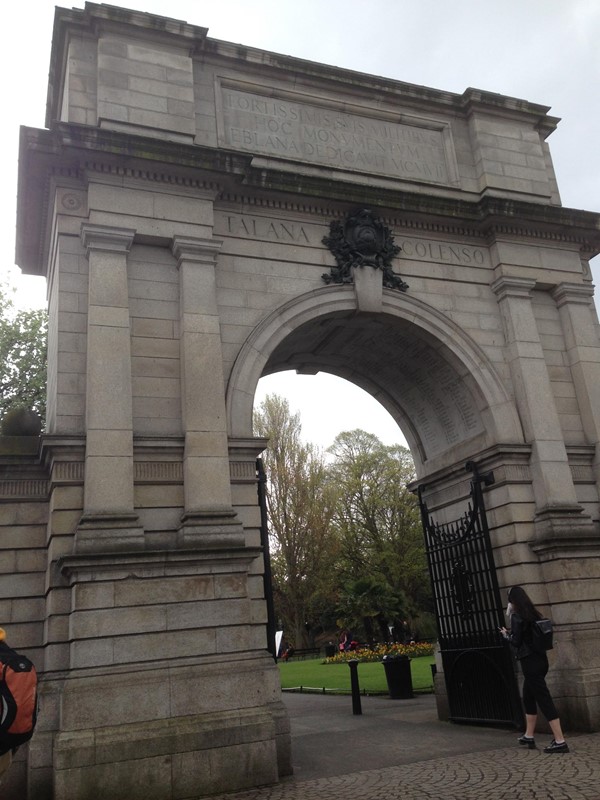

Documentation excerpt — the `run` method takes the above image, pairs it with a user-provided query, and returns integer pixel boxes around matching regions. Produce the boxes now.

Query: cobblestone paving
[209,734,600,800]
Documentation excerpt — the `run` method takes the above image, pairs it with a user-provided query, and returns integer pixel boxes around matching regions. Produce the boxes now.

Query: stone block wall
[97,37,196,139]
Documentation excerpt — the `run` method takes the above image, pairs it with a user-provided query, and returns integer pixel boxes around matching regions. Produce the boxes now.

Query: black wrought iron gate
[418,461,523,727]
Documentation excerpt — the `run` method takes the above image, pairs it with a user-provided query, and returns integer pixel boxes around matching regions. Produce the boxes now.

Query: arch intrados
[226,287,522,457]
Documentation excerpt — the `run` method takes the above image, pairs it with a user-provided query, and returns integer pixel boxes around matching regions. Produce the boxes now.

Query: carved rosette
[322,208,409,291]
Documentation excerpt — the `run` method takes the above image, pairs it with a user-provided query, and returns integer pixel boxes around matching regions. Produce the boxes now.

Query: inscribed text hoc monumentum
[221,88,453,185]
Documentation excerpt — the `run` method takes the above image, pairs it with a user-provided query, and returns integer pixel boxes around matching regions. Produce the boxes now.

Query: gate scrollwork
[417,460,523,727]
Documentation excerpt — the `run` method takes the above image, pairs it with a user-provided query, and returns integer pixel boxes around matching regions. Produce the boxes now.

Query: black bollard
[348,658,362,715]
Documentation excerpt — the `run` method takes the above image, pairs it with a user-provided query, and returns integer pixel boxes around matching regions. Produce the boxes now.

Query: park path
[210,693,600,800]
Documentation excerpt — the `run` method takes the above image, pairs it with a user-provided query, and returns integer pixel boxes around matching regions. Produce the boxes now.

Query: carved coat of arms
[322,209,408,291]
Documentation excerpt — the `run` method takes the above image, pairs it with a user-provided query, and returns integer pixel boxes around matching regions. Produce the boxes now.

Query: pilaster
[76,224,143,552]
[172,236,245,548]
[552,282,600,499]
[491,275,596,553]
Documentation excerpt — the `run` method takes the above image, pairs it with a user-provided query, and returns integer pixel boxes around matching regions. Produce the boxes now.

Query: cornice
[17,123,600,276]
[58,545,262,581]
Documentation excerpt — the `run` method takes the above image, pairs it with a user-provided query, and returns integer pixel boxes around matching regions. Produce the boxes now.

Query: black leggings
[520,652,558,721]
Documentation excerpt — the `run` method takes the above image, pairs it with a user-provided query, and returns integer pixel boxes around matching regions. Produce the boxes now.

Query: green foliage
[255,397,434,649]
[336,575,399,644]
[254,395,340,648]
[327,430,431,640]
[0,282,47,426]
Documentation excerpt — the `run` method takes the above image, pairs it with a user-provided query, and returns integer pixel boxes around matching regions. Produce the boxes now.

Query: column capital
[80,224,136,257]
[171,236,223,266]
[491,275,536,300]
[551,282,596,308]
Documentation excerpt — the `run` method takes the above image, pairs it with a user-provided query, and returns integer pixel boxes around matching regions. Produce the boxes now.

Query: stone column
[76,224,143,552]
[491,275,595,550]
[172,236,244,548]
[552,282,600,495]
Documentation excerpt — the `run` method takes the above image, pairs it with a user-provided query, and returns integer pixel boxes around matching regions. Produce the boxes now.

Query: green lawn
[277,655,435,694]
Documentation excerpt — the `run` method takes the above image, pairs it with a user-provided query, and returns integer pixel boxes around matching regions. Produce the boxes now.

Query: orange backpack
[0,643,38,752]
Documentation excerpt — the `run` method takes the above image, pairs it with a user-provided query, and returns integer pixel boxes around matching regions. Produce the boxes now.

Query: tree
[0,281,47,425]
[254,395,340,647]
[327,430,431,640]
[336,575,398,646]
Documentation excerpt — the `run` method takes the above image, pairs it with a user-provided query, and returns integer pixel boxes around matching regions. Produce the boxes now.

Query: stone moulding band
[0,479,48,498]
[57,546,262,580]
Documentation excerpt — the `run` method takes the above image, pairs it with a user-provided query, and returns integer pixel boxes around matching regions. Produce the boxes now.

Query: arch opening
[227,289,521,477]
[255,370,406,450]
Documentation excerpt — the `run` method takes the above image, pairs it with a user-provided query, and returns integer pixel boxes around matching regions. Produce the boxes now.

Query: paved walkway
[210,693,600,800]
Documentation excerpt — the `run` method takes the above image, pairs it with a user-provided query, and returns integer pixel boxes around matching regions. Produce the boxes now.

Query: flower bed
[324,641,434,664]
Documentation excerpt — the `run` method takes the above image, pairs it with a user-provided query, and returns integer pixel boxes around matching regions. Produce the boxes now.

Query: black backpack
[531,618,553,652]
[0,642,38,752]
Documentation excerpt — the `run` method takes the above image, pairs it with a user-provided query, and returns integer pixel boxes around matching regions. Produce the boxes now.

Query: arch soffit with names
[225,286,524,466]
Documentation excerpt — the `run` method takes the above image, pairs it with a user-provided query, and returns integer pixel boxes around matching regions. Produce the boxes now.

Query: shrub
[324,641,434,664]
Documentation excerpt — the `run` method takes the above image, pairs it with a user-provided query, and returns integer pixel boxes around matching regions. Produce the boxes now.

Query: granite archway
[3,4,600,799]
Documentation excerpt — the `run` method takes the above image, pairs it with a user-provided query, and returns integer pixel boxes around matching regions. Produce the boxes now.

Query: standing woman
[500,586,569,753]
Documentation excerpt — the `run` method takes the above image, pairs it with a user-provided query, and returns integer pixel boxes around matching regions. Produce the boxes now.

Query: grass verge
[278,655,435,694]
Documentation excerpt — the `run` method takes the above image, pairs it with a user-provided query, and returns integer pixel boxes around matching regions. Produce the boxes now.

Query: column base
[178,508,246,548]
[75,513,145,553]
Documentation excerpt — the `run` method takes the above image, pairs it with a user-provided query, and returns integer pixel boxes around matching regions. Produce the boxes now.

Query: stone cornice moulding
[58,545,261,582]
[134,462,183,484]
[551,282,596,307]
[0,479,49,500]
[84,162,222,196]
[23,125,600,241]
[80,223,136,256]
[229,462,258,483]
[171,236,223,267]
[483,222,594,247]
[51,462,85,485]
[491,275,537,301]
[17,123,600,277]
[217,195,596,249]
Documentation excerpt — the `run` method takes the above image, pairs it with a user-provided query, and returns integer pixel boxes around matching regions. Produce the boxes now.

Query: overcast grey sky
[3,0,599,447]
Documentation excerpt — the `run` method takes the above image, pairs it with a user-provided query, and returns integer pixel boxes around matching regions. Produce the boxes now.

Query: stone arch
[226,285,523,476]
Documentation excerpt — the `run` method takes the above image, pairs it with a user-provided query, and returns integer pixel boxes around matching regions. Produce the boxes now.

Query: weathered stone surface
[5,3,600,799]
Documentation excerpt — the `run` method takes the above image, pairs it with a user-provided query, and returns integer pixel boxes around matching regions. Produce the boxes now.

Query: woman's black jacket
[505,612,536,660]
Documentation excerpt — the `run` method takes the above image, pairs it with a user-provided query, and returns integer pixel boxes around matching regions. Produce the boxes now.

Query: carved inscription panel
[218,84,458,186]
[215,213,490,273]
[215,212,317,244]
[396,236,490,267]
